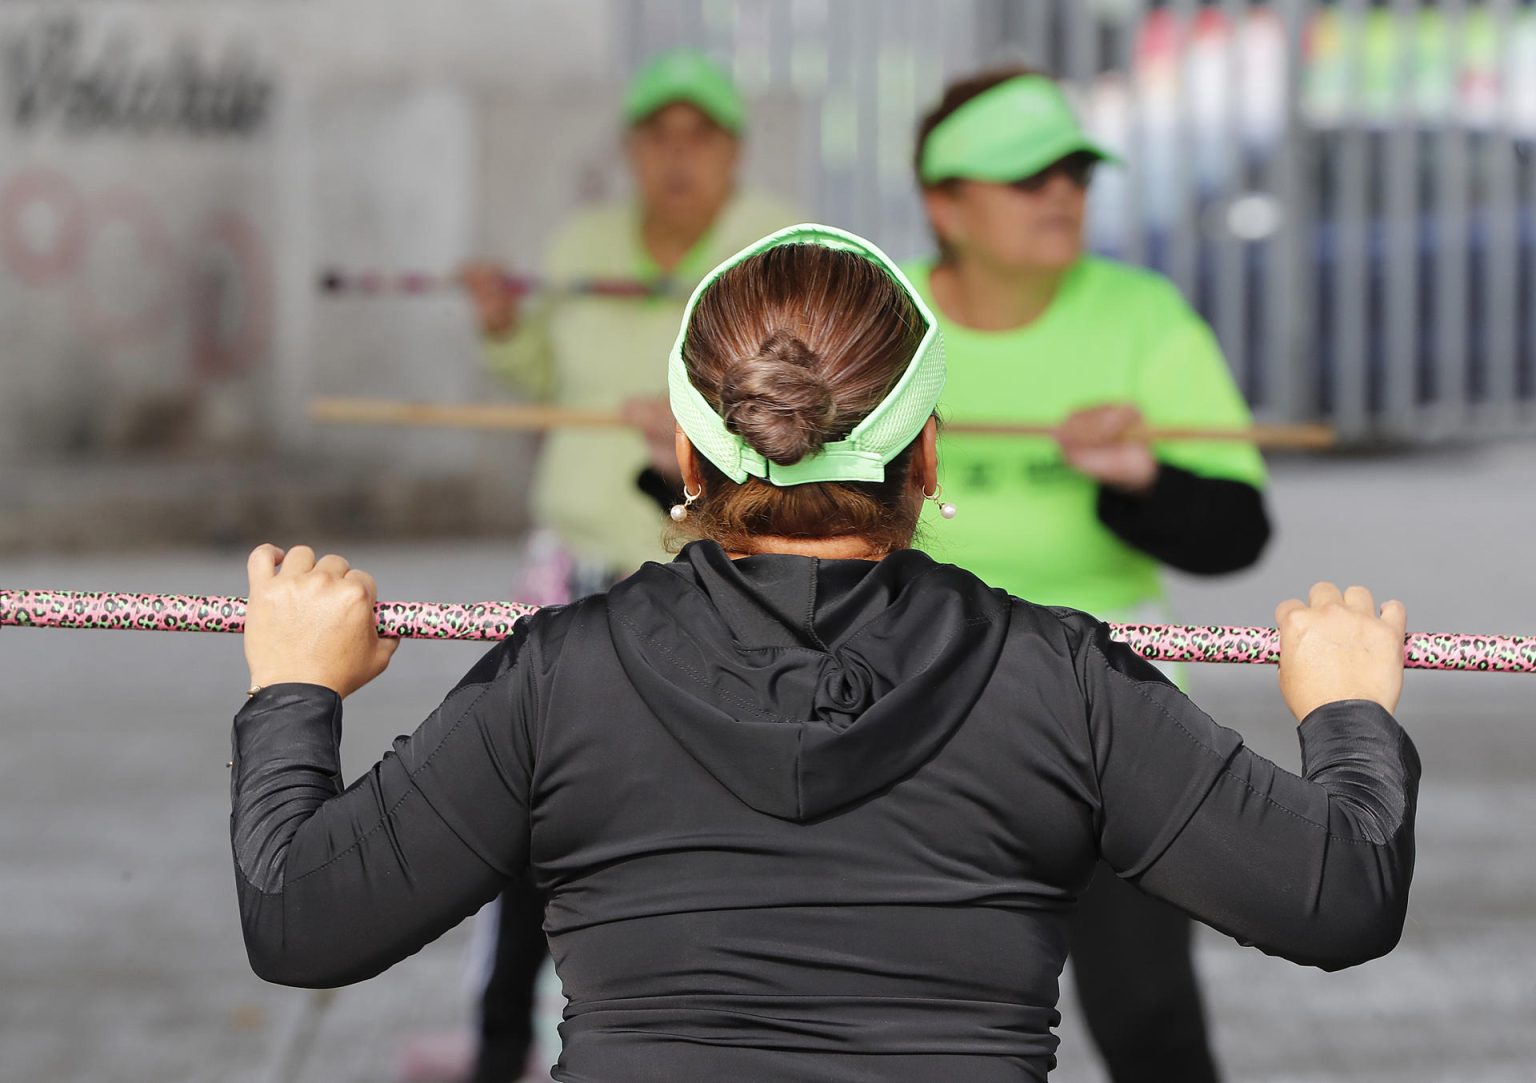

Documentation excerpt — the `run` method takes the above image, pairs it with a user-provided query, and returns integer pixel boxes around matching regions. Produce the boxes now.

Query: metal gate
[616,0,1536,442]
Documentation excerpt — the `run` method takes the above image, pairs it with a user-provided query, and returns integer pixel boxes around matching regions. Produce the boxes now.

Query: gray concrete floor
[2,443,1533,1082]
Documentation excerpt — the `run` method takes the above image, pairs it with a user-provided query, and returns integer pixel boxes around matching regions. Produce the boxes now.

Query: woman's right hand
[459,261,520,339]
[621,396,684,484]
[1275,583,1406,722]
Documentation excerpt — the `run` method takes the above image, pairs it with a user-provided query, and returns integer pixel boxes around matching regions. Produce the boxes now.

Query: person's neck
[641,203,723,274]
[930,257,1069,332]
[724,536,891,562]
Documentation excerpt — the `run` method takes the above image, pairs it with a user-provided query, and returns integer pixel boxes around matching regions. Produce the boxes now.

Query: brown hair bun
[718,329,837,465]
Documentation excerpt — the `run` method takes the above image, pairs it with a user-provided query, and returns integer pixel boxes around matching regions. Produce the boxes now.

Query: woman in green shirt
[907,68,1273,1083]
[462,49,799,590]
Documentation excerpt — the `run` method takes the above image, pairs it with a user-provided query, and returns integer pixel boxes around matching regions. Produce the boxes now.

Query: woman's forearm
[1096,463,1271,574]
[1136,700,1419,971]
[1073,615,1419,971]
[230,638,537,987]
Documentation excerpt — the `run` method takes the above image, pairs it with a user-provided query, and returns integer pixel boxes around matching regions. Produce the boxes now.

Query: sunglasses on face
[1010,153,1097,193]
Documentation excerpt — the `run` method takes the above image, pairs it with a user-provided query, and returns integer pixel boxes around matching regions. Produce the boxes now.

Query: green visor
[623,48,745,134]
[668,223,945,487]
[919,74,1117,185]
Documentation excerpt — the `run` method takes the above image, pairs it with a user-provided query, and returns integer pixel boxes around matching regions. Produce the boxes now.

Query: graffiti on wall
[0,9,278,429]
[2,14,273,137]
[0,166,272,378]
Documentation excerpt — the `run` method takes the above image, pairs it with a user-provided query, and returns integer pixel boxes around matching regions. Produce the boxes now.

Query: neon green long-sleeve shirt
[904,256,1268,616]
[485,192,801,571]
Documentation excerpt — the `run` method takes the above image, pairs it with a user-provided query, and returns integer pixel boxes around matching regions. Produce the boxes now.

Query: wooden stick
[260,988,336,1083]
[308,398,1337,448]
[945,421,1337,448]
[309,398,627,431]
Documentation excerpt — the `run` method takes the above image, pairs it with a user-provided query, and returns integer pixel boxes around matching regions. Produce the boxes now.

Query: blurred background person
[906,67,1272,1083]
[451,47,799,1083]
[460,47,799,607]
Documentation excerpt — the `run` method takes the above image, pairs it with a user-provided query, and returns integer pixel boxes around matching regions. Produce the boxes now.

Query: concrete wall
[0,0,622,458]
[0,2,817,550]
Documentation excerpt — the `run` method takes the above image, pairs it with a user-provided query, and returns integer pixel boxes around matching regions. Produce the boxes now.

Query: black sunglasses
[1010,153,1097,193]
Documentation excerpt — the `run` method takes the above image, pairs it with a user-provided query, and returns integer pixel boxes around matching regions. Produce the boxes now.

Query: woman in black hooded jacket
[230,224,1418,1082]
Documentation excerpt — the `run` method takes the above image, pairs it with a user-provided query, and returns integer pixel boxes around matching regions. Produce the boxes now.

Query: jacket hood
[606,541,1009,822]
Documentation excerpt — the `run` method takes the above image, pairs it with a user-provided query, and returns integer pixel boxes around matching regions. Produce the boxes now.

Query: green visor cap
[668,223,946,487]
[623,48,745,134]
[919,74,1118,184]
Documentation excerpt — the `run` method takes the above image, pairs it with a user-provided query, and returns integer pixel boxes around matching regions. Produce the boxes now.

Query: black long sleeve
[1067,614,1420,970]
[1096,462,1271,574]
[229,632,539,987]
[635,466,676,515]
[228,555,1419,1013]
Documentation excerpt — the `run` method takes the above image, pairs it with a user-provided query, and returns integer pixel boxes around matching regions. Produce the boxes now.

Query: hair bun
[717,329,837,465]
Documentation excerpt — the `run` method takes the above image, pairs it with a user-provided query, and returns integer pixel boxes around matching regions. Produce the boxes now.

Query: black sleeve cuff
[1096,462,1271,575]
[231,683,345,894]
[233,683,342,747]
[636,467,677,516]
[1297,699,1420,845]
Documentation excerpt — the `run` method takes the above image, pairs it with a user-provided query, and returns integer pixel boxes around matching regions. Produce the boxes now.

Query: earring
[924,484,957,520]
[670,484,702,522]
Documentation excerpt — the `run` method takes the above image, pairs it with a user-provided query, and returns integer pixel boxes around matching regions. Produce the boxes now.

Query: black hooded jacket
[230,542,1419,1082]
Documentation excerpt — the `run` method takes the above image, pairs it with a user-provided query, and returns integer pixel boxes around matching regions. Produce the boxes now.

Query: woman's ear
[674,427,704,494]
[921,187,963,249]
[913,416,939,496]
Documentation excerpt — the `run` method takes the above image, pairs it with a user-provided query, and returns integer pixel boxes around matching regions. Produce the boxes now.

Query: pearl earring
[670,485,703,522]
[924,484,957,520]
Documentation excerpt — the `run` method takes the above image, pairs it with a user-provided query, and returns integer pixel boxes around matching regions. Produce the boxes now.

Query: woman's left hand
[244,544,401,698]
[1055,403,1159,494]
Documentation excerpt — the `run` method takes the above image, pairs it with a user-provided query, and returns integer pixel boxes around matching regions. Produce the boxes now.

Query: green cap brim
[919,74,1118,184]
[623,48,745,134]
[668,224,945,488]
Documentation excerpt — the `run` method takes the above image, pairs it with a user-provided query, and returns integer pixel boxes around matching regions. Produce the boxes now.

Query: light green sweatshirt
[484,191,801,571]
